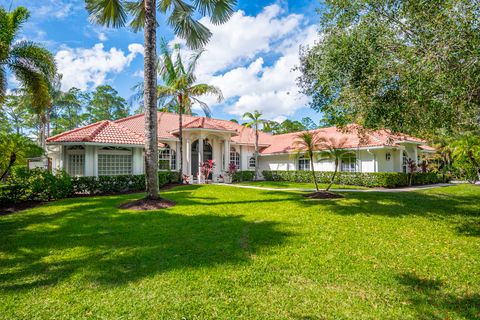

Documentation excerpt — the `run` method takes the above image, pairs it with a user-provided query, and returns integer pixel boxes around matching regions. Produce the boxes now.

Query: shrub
[261,170,447,188]
[0,170,182,204]
[233,170,255,182]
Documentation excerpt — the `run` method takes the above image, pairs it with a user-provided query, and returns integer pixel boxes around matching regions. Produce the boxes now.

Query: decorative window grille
[341,153,357,172]
[98,154,132,176]
[230,147,240,169]
[248,157,256,168]
[402,151,409,173]
[68,154,84,176]
[159,144,176,170]
[298,156,310,171]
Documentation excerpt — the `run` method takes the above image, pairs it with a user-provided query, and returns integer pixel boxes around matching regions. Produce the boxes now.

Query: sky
[4,0,323,124]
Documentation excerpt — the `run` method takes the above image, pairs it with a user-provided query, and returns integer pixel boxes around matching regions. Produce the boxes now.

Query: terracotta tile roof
[47,112,269,146]
[259,125,429,155]
[47,120,144,145]
[47,112,432,153]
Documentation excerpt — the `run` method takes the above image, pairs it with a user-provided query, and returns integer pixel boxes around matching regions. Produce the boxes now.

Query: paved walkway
[214,183,454,193]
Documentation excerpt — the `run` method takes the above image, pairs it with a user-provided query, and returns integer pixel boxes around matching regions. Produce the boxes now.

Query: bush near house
[232,170,255,182]
[262,170,449,188]
[0,167,180,205]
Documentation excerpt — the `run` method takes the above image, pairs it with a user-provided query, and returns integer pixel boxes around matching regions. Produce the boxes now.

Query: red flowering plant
[223,162,237,183]
[200,159,215,183]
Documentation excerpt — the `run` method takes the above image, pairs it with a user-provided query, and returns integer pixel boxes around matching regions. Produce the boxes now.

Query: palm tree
[156,41,223,182]
[293,131,322,192]
[0,133,43,181]
[243,110,268,180]
[85,0,235,199]
[318,136,349,191]
[0,7,57,149]
[451,133,480,182]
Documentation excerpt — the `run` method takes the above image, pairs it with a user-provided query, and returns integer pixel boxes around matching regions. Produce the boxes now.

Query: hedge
[262,170,449,188]
[0,169,181,205]
[232,170,255,182]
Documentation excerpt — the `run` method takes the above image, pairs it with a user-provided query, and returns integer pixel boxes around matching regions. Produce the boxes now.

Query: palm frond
[0,6,29,46]
[125,0,145,32]
[189,84,223,102]
[157,85,176,98]
[158,39,177,84]
[167,0,212,49]
[191,97,212,117]
[9,41,57,80]
[10,63,50,111]
[193,0,236,25]
[85,0,128,28]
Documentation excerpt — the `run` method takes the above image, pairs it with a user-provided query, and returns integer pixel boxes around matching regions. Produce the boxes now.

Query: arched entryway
[191,139,213,178]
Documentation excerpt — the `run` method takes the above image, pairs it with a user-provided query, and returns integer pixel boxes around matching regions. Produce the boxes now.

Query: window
[98,154,132,176]
[68,154,84,176]
[67,145,85,176]
[402,151,409,173]
[298,156,310,171]
[230,147,240,169]
[248,156,256,168]
[341,153,356,172]
[159,144,176,170]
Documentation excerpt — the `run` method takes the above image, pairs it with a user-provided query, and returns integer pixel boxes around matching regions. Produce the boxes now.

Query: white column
[186,138,191,176]
[198,137,204,179]
[224,138,231,172]
[84,145,95,176]
[132,147,143,175]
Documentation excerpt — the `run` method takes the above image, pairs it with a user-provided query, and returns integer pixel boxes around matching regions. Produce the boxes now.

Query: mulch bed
[302,191,344,199]
[118,198,176,210]
[0,201,44,216]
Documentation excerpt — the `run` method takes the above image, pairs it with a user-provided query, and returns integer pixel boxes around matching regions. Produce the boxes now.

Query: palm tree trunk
[0,152,16,181]
[143,0,159,200]
[254,124,259,180]
[309,151,319,192]
[326,158,338,191]
[178,96,183,183]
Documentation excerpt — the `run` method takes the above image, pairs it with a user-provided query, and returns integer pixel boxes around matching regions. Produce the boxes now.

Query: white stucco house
[45,112,435,180]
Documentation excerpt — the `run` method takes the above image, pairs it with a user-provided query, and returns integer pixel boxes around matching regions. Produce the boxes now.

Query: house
[45,112,435,180]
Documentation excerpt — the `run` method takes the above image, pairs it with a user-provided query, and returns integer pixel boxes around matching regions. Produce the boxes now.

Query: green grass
[237,180,368,189]
[1,185,479,319]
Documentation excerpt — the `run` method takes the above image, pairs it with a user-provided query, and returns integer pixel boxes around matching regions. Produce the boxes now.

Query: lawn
[0,185,479,319]
[236,180,368,190]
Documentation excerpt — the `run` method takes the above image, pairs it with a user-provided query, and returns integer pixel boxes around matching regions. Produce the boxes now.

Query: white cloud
[170,4,318,119]
[98,32,108,42]
[55,43,144,91]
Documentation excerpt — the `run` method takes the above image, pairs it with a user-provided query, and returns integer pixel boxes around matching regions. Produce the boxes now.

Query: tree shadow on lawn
[396,272,480,319]
[296,190,480,236]
[0,187,291,291]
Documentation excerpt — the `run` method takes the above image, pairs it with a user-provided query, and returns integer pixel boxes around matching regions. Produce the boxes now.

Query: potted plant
[224,162,237,184]
[199,160,215,184]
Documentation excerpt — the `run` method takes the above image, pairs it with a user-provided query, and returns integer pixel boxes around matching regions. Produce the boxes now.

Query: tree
[451,133,480,182]
[85,0,235,200]
[1,94,30,134]
[86,85,129,123]
[0,133,43,181]
[293,131,322,192]
[243,110,268,180]
[51,87,88,135]
[318,136,349,191]
[155,41,223,182]
[298,0,480,137]
[0,6,57,148]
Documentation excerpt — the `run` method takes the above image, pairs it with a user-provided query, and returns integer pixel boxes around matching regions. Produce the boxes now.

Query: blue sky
[4,0,322,123]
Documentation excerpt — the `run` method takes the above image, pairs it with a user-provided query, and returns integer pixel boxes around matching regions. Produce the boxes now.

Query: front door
[191,140,213,178]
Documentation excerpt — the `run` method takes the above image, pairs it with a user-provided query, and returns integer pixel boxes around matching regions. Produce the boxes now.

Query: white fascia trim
[47,142,144,148]
[259,145,393,157]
